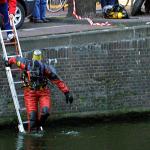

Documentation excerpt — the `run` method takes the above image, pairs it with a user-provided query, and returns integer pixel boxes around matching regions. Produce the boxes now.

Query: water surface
[0,121,150,150]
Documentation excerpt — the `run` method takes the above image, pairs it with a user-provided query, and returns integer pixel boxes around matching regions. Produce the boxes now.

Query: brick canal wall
[0,25,150,123]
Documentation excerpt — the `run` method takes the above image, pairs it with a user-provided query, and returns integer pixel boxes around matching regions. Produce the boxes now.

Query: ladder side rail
[0,29,8,60]
[1,25,25,133]
[6,67,25,133]
[6,68,20,109]
[11,18,23,57]
[0,29,21,111]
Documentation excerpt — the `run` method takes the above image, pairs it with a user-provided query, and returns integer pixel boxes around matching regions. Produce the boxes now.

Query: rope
[72,0,111,26]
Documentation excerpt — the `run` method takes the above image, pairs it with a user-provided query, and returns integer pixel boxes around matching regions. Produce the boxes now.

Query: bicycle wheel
[131,0,145,16]
[47,0,68,13]
[118,0,130,7]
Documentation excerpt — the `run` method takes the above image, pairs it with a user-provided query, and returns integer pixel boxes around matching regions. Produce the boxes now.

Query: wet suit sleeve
[8,57,27,70]
[44,65,69,94]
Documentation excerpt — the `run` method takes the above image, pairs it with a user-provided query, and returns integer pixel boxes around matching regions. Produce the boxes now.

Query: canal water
[0,120,150,150]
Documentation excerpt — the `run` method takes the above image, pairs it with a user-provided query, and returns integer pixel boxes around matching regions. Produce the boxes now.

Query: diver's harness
[21,61,48,90]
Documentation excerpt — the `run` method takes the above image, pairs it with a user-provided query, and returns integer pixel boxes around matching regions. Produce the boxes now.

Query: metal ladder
[0,19,26,133]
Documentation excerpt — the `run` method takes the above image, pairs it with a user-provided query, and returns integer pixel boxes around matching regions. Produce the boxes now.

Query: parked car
[14,0,35,29]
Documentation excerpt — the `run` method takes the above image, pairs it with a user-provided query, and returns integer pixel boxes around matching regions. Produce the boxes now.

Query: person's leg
[0,3,14,40]
[32,0,43,22]
[39,88,51,127]
[24,88,38,132]
[145,0,150,13]
[0,5,4,28]
[0,14,3,28]
[100,0,117,8]
[100,0,107,8]
[109,0,117,5]
[40,0,49,22]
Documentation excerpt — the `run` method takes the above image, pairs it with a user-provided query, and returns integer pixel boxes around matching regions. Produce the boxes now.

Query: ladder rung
[1,29,13,32]
[11,68,21,71]
[14,81,23,84]
[23,121,29,124]
[4,41,17,46]
[40,126,43,131]
[8,55,21,58]
[20,108,26,111]
[18,94,24,97]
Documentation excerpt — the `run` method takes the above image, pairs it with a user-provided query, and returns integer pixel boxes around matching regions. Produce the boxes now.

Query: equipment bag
[102,4,129,19]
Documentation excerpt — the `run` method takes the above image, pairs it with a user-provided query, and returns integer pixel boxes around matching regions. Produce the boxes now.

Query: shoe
[7,33,15,42]
[137,11,145,15]
[42,18,49,23]
[33,19,43,23]
[29,16,34,22]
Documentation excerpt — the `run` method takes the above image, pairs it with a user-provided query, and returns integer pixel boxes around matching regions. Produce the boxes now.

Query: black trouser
[28,107,49,132]
[0,13,3,28]
[145,0,150,13]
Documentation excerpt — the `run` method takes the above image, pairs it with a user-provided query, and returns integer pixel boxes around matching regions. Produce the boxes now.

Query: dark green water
[0,121,150,150]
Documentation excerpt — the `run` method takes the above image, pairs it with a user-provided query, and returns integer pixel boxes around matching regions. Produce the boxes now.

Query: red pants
[24,87,51,125]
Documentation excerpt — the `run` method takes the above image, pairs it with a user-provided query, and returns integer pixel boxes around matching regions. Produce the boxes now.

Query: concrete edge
[20,23,150,40]
[48,16,150,27]
[19,24,150,50]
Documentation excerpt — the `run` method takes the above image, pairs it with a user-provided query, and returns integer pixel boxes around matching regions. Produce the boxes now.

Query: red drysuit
[0,0,16,14]
[8,56,72,132]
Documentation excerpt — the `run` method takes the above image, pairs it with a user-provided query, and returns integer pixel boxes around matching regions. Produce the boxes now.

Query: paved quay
[17,9,150,39]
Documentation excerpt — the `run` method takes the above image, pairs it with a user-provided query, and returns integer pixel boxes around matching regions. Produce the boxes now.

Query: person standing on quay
[0,0,16,41]
[31,0,49,23]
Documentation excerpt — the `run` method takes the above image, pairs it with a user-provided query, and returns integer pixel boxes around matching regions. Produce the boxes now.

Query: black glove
[65,92,73,104]
[4,60,11,67]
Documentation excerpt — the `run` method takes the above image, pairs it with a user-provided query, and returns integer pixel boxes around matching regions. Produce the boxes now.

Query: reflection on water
[0,121,150,150]
[16,132,44,150]
[61,130,80,136]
